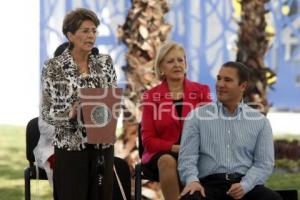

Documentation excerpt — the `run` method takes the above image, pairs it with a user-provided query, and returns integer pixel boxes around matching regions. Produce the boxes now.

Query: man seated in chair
[178,62,282,200]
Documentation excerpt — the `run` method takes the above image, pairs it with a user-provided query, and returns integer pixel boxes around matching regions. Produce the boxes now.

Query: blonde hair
[154,41,186,80]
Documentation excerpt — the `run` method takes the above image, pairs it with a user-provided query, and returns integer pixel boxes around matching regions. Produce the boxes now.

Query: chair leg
[24,168,31,200]
[135,163,142,200]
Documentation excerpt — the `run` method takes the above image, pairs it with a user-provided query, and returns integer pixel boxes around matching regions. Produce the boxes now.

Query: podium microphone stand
[79,87,122,198]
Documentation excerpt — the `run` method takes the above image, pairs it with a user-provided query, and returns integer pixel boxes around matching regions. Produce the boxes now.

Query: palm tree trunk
[117,0,172,198]
[236,0,276,114]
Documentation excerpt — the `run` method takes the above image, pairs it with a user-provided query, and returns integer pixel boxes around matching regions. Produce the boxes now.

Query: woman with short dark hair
[41,8,116,200]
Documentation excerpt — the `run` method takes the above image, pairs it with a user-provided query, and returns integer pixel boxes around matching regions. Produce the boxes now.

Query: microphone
[92,47,99,55]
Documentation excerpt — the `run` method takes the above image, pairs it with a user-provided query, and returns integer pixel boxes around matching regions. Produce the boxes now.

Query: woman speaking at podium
[41,8,116,200]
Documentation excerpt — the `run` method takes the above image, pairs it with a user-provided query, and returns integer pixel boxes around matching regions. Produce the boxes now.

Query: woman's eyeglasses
[78,28,98,36]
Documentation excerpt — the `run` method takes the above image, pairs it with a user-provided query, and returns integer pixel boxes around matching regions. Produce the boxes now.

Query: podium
[79,88,122,144]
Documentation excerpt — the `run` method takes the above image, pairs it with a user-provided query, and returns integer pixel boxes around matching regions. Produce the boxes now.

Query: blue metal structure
[166,0,237,101]
[39,0,131,84]
[266,0,300,109]
[40,0,300,109]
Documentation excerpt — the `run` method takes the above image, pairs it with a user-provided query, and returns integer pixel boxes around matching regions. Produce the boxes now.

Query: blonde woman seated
[141,41,211,200]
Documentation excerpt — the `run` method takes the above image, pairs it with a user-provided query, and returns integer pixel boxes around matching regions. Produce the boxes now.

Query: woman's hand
[179,181,206,199]
[68,101,80,119]
[171,144,180,153]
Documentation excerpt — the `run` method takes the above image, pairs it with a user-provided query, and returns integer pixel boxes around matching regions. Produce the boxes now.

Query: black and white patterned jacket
[41,49,117,151]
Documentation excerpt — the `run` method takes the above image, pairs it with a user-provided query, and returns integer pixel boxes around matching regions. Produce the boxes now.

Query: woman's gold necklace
[78,64,89,78]
[81,70,89,78]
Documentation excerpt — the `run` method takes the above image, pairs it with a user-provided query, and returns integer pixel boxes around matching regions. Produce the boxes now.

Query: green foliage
[276,159,300,173]
[274,135,300,141]
[0,126,299,199]
[266,173,300,195]
[0,125,52,200]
